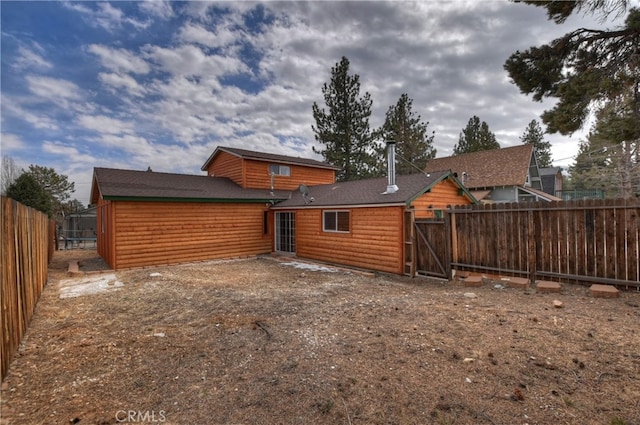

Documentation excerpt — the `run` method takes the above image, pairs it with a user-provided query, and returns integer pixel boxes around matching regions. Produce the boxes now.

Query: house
[539,167,564,197]
[271,170,476,275]
[424,144,561,203]
[90,148,338,269]
[91,144,475,274]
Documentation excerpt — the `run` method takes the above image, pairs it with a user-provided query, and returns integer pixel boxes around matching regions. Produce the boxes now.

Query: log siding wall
[103,201,272,269]
[293,206,404,274]
[412,178,473,218]
[244,161,335,191]
[205,151,244,186]
[206,151,335,191]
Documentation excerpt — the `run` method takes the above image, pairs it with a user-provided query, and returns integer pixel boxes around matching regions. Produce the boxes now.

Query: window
[269,164,290,176]
[323,210,350,233]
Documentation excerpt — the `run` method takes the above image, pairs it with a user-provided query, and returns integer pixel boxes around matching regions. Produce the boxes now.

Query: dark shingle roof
[92,167,289,202]
[273,170,456,208]
[424,144,534,189]
[201,146,341,171]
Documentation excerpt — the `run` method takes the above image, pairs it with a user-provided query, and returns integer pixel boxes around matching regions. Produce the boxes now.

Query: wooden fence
[449,198,640,288]
[1,196,54,380]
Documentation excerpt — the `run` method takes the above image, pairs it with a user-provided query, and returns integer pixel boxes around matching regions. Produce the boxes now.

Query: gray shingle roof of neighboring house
[201,146,341,171]
[91,167,289,202]
[539,167,562,195]
[424,144,535,189]
[272,170,472,208]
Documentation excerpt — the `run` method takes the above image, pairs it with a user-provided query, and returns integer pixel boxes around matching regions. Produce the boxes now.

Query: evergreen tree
[6,173,53,216]
[505,3,639,135]
[379,94,436,174]
[520,119,553,168]
[312,57,379,181]
[569,102,639,198]
[25,164,75,218]
[453,116,500,155]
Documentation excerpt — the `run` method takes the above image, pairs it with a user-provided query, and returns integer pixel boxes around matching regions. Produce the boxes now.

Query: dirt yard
[1,250,639,425]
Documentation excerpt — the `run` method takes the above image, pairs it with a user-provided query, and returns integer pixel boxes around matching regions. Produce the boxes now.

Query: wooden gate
[413,218,451,279]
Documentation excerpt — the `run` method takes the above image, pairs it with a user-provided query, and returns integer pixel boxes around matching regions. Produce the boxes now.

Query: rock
[553,300,564,308]
[463,358,475,363]
[463,293,477,299]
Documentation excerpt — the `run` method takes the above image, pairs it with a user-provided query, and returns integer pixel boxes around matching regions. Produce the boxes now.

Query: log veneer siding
[102,201,271,269]
[206,151,335,191]
[412,178,474,218]
[294,206,404,274]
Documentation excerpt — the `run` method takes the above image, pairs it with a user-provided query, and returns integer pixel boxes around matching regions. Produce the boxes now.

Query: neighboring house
[539,167,564,197]
[91,145,475,274]
[271,170,476,275]
[424,144,561,203]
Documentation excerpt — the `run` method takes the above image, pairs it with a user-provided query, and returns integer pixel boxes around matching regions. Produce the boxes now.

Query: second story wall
[205,151,244,186]
[244,160,336,191]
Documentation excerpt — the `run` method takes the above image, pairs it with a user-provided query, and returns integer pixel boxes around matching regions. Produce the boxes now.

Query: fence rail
[448,198,640,288]
[1,196,54,380]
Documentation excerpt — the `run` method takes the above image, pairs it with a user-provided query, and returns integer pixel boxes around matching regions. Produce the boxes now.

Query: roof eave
[101,195,288,203]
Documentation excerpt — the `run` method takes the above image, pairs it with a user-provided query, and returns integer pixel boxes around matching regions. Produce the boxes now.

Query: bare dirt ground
[1,250,639,425]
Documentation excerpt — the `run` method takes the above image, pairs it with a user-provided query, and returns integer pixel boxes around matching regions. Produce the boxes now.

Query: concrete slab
[463,275,483,287]
[589,284,620,298]
[536,280,561,293]
[504,277,529,289]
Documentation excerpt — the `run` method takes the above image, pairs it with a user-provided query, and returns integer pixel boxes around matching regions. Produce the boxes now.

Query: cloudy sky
[1,1,629,205]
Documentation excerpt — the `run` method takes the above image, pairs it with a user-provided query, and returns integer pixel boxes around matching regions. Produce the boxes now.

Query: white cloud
[42,141,96,164]
[2,99,59,130]
[62,1,149,32]
[98,72,145,96]
[88,44,151,75]
[177,22,240,50]
[26,76,82,102]
[13,46,52,70]
[139,0,174,20]
[142,44,248,77]
[77,115,135,135]
[1,133,26,152]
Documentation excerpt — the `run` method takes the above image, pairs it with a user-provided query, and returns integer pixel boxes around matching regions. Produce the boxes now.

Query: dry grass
[1,250,639,425]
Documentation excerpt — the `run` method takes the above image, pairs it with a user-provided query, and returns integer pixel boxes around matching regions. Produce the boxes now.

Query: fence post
[527,209,537,284]
[448,207,457,278]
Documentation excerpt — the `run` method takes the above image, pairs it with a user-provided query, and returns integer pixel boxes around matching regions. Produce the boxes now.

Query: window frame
[269,164,291,176]
[322,210,350,233]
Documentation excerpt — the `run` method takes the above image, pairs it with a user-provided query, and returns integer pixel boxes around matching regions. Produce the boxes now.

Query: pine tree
[379,94,436,174]
[453,116,500,155]
[6,173,53,217]
[312,57,379,181]
[25,164,75,218]
[569,102,639,198]
[520,120,553,168]
[505,3,639,135]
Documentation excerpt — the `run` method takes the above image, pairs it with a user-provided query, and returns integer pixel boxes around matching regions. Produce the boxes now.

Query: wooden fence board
[448,199,640,287]
[1,197,53,380]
